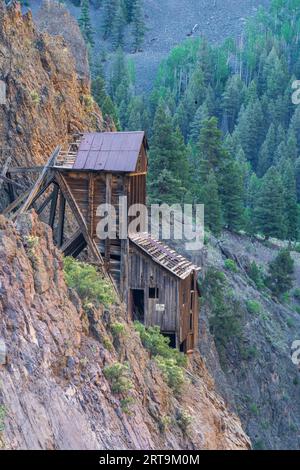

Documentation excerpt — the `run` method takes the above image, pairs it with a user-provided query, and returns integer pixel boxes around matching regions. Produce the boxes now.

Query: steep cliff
[0,1,104,169]
[0,212,251,450]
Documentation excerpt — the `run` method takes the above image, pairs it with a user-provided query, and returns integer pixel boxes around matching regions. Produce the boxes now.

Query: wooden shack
[0,131,201,352]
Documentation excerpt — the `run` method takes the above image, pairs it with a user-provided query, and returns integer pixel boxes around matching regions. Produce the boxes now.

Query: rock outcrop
[0,212,251,450]
[0,1,103,168]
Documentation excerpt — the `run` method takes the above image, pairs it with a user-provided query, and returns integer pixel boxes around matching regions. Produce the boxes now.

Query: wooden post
[88,173,95,237]
[120,176,129,306]
[6,171,15,203]
[105,173,112,268]
[56,191,66,247]
[49,184,59,228]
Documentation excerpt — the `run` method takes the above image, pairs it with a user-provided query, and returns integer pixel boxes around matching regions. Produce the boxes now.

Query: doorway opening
[131,289,145,323]
[162,331,176,349]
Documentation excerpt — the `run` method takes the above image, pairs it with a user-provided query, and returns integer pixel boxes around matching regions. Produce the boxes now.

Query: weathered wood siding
[129,244,180,333]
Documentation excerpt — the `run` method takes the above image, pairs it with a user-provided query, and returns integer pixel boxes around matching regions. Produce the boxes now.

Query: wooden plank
[88,173,95,237]
[2,186,32,215]
[0,166,44,175]
[18,147,60,215]
[56,191,66,247]
[49,184,59,228]
[36,189,55,215]
[105,173,112,265]
[0,174,27,190]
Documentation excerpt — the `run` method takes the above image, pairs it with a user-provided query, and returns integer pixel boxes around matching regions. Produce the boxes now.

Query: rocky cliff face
[199,233,300,450]
[0,212,251,450]
[0,1,104,169]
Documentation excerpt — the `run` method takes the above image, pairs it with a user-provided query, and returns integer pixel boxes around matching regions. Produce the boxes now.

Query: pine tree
[257,123,277,177]
[78,0,95,47]
[254,167,285,239]
[188,103,209,145]
[266,250,294,298]
[102,0,119,39]
[219,158,245,231]
[131,0,145,52]
[222,75,245,134]
[282,160,299,241]
[197,117,229,182]
[112,1,126,50]
[148,104,189,203]
[92,76,120,128]
[202,171,223,236]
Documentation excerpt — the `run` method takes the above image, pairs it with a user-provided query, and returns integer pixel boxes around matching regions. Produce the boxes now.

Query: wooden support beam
[49,184,59,228]
[88,173,95,237]
[0,174,26,190]
[0,166,44,175]
[36,188,54,215]
[18,146,60,216]
[2,186,32,216]
[55,172,119,296]
[56,191,66,247]
[61,230,86,258]
[105,173,112,267]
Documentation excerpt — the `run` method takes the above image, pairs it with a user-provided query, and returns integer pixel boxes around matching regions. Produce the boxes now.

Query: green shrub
[287,318,294,329]
[249,403,258,415]
[224,259,238,272]
[63,257,115,307]
[177,409,192,434]
[295,306,300,315]
[103,362,133,394]
[30,90,40,106]
[159,415,172,434]
[248,261,265,290]
[293,377,299,386]
[111,322,126,337]
[103,336,113,352]
[293,288,300,300]
[134,323,187,367]
[155,357,185,393]
[246,300,261,315]
[120,396,135,414]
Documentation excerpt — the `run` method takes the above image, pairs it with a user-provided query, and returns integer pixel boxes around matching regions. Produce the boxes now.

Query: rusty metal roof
[129,232,200,280]
[69,131,147,172]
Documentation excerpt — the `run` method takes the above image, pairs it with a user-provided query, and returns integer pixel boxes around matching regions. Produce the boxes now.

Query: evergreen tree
[222,75,245,133]
[78,0,95,47]
[266,250,294,298]
[148,104,189,203]
[92,76,120,128]
[102,0,118,39]
[254,167,285,239]
[188,103,209,145]
[282,160,298,241]
[202,171,223,236]
[219,158,245,231]
[112,1,126,50]
[131,0,145,52]
[197,117,228,182]
[257,123,277,177]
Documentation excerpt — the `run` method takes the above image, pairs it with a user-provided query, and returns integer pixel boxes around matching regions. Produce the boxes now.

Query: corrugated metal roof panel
[73,131,146,172]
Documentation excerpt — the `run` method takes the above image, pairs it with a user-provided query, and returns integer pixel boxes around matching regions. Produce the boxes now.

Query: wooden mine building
[0,131,200,352]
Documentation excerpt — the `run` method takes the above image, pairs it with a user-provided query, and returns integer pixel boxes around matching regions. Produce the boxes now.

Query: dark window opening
[191,276,195,290]
[190,292,194,310]
[149,287,159,299]
[131,289,145,323]
[183,290,186,305]
[162,332,176,349]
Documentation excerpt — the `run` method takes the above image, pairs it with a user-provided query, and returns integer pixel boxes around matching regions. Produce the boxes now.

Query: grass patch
[63,257,116,308]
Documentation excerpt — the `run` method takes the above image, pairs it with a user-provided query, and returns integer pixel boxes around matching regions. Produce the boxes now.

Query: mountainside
[199,233,300,450]
[0,1,105,172]
[0,211,251,450]
[29,0,270,92]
